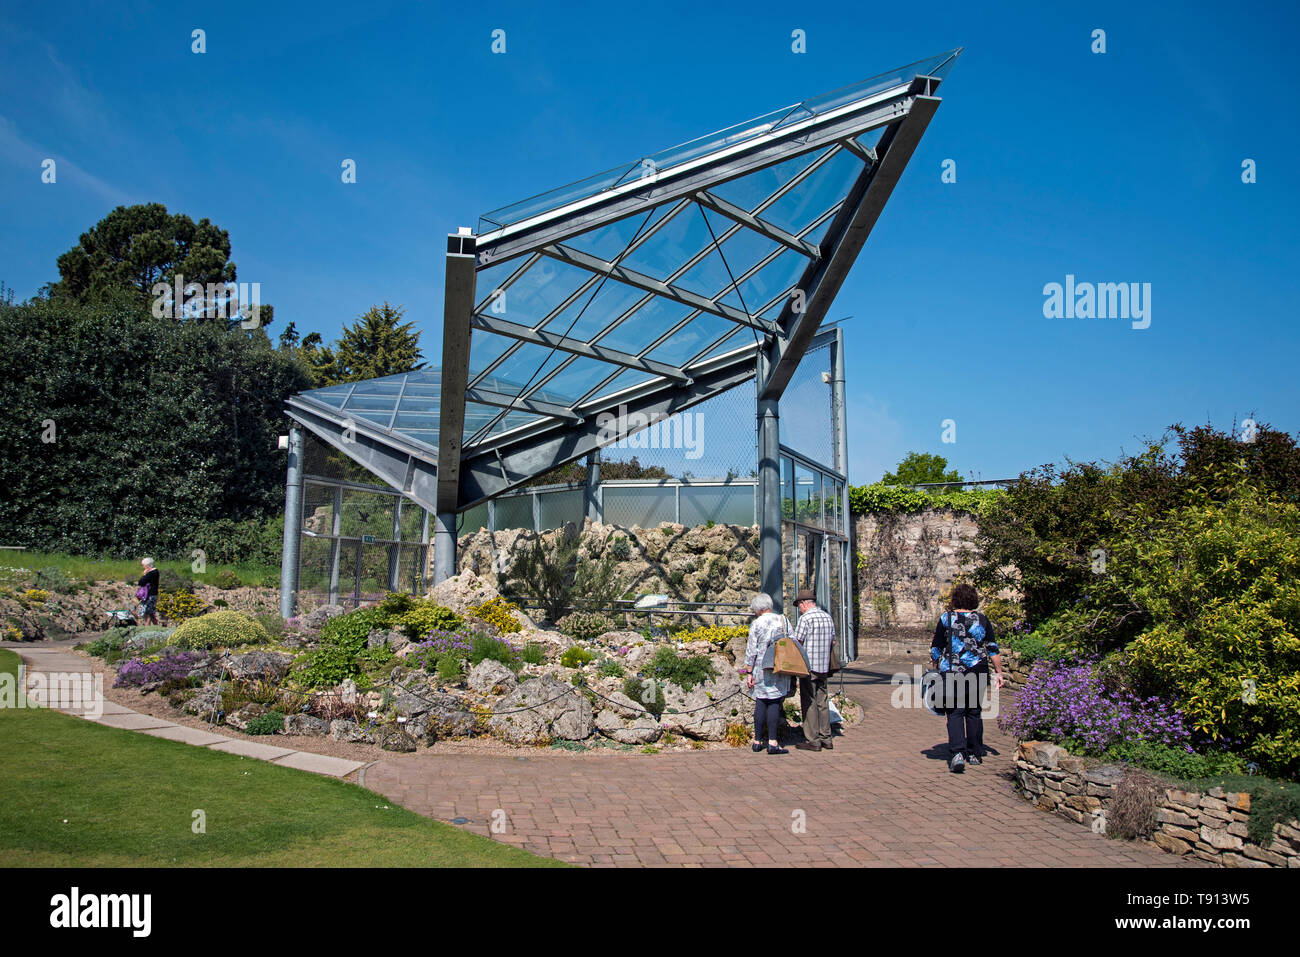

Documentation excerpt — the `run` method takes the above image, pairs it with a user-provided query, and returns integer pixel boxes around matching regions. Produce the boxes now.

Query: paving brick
[361,657,1210,869]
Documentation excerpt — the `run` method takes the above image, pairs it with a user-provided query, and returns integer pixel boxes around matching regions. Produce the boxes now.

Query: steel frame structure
[283,50,956,609]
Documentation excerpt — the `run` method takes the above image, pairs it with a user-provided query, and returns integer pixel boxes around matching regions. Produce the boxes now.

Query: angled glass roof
[287,48,956,509]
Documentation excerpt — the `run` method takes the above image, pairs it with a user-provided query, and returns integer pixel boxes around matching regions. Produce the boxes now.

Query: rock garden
[77,568,861,758]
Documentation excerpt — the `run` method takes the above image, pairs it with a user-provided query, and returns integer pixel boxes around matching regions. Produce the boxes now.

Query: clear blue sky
[2,0,1296,485]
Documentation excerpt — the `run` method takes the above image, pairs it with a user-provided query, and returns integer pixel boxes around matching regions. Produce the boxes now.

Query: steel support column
[757,355,783,613]
[434,511,457,585]
[328,486,343,605]
[585,451,601,523]
[830,325,854,661]
[279,427,304,618]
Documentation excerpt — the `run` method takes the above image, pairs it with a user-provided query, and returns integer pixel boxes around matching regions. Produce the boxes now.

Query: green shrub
[1105,740,1247,780]
[212,569,241,590]
[254,613,284,639]
[560,646,596,669]
[981,597,1024,635]
[293,644,357,689]
[597,658,625,678]
[436,654,465,683]
[623,677,665,717]
[557,612,615,642]
[356,644,396,671]
[469,634,518,669]
[520,642,546,665]
[609,536,631,561]
[392,602,463,639]
[468,596,522,634]
[1000,632,1055,665]
[156,591,205,623]
[213,598,228,608]
[242,710,285,735]
[320,606,387,652]
[169,610,269,650]
[646,645,717,691]
[33,566,73,593]
[158,568,194,594]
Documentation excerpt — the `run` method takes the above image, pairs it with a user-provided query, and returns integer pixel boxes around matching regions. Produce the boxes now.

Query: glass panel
[781,456,795,522]
[480,258,597,331]
[828,539,844,658]
[542,277,647,342]
[302,482,336,534]
[793,462,819,525]
[537,488,585,530]
[761,150,864,236]
[781,519,796,615]
[597,296,693,356]
[493,494,535,531]
[458,503,488,535]
[475,49,960,233]
[679,484,756,526]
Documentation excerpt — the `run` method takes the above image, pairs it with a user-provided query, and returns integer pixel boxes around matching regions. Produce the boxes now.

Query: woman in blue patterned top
[930,583,1004,773]
[740,593,793,755]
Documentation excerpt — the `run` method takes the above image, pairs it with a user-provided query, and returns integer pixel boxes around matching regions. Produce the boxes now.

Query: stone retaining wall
[1013,740,1300,868]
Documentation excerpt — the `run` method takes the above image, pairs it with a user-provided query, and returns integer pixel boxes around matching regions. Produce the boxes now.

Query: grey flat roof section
[287,50,958,513]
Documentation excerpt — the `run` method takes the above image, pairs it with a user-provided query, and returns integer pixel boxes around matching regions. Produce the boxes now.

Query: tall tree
[881,451,962,487]
[51,203,236,307]
[304,302,424,386]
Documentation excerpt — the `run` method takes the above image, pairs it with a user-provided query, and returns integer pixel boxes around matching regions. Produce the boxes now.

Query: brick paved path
[366,658,1203,867]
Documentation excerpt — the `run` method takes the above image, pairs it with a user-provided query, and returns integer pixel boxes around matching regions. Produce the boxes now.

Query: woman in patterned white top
[740,593,793,755]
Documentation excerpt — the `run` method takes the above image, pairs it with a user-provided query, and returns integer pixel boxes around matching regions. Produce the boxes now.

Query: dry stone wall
[1014,741,1300,868]
[855,509,980,629]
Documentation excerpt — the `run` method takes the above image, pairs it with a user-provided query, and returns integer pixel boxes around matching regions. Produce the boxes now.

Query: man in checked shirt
[792,588,836,752]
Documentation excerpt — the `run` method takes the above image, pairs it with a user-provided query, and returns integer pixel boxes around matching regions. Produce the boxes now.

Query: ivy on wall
[848,482,1002,516]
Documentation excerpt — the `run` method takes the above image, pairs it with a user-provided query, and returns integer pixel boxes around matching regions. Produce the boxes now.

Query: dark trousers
[941,669,987,758]
[753,696,783,742]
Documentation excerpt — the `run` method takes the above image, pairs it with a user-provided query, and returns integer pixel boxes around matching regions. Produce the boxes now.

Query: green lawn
[0,649,561,867]
[0,550,278,589]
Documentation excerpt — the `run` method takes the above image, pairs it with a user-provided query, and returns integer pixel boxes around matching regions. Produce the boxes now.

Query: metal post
[757,356,784,613]
[420,508,430,591]
[434,511,456,586]
[279,427,304,618]
[388,496,403,591]
[830,325,855,658]
[328,485,343,606]
[585,451,601,523]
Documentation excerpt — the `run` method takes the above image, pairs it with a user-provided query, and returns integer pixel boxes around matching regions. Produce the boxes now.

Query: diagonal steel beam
[469,313,691,383]
[464,386,583,422]
[692,190,820,258]
[456,347,760,508]
[760,79,941,400]
[437,232,477,513]
[540,243,777,333]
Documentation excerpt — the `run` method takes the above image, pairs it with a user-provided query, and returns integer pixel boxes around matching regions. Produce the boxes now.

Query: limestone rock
[467,659,518,695]
[181,685,223,717]
[487,676,592,745]
[225,703,269,731]
[303,604,347,629]
[658,672,743,741]
[601,690,648,720]
[329,719,375,743]
[377,727,417,752]
[1200,824,1244,850]
[427,571,500,616]
[227,650,294,683]
[366,628,410,652]
[283,714,330,736]
[595,709,663,745]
